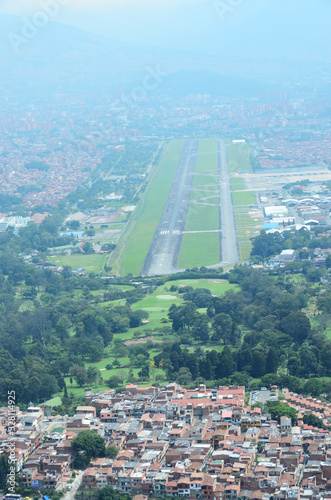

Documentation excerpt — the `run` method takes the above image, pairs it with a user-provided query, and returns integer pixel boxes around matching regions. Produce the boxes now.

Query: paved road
[218,139,239,265]
[142,139,198,275]
[61,471,84,500]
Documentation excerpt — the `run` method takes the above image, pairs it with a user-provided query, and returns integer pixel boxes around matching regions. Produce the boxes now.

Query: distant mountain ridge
[0,15,328,98]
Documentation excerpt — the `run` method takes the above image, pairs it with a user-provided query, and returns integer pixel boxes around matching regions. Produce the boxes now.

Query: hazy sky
[0,0,330,57]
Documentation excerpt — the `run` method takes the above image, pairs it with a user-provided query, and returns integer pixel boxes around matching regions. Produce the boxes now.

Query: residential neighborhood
[2,384,331,500]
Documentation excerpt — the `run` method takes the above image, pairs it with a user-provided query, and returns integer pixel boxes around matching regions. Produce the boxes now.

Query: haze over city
[0,2,331,500]
[0,0,330,57]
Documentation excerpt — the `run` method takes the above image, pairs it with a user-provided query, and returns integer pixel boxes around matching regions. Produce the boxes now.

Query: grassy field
[192,174,218,187]
[232,191,256,206]
[132,291,179,311]
[112,140,185,276]
[179,233,220,268]
[185,204,219,231]
[197,139,218,154]
[195,139,218,173]
[131,290,181,333]
[190,189,220,205]
[230,177,246,190]
[227,141,252,173]
[41,396,62,407]
[190,187,219,201]
[47,254,108,274]
[238,243,252,261]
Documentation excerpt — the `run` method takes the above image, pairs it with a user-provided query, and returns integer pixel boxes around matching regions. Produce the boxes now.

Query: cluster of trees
[104,286,151,304]
[0,216,74,256]
[153,341,280,384]
[0,248,152,403]
[0,349,62,404]
[95,489,178,500]
[25,160,50,171]
[251,227,331,263]
[251,231,285,260]
[149,266,331,385]
[303,413,327,429]
[168,302,210,344]
[106,341,160,388]
[283,179,310,192]
[266,402,298,425]
[0,193,22,211]
[0,303,151,402]
[179,286,214,307]
[17,184,45,196]
[169,267,313,346]
[0,455,9,490]
[0,300,150,403]
[71,430,118,468]
[1,252,331,404]
[164,266,225,283]
[151,335,331,395]
[317,292,331,315]
[168,297,242,346]
[97,486,132,500]
[252,375,331,399]
[250,154,261,171]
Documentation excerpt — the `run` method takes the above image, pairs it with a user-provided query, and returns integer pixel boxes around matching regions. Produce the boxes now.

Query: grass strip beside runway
[232,191,256,206]
[195,139,219,173]
[185,203,220,231]
[179,139,221,268]
[178,232,220,268]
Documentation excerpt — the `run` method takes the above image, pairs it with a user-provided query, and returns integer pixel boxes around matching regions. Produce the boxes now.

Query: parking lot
[251,389,278,405]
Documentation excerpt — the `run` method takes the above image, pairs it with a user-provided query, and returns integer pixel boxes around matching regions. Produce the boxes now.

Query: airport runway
[142,139,239,275]
[218,139,240,265]
[142,139,199,275]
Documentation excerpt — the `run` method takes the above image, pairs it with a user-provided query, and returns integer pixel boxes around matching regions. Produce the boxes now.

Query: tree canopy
[71,430,106,459]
